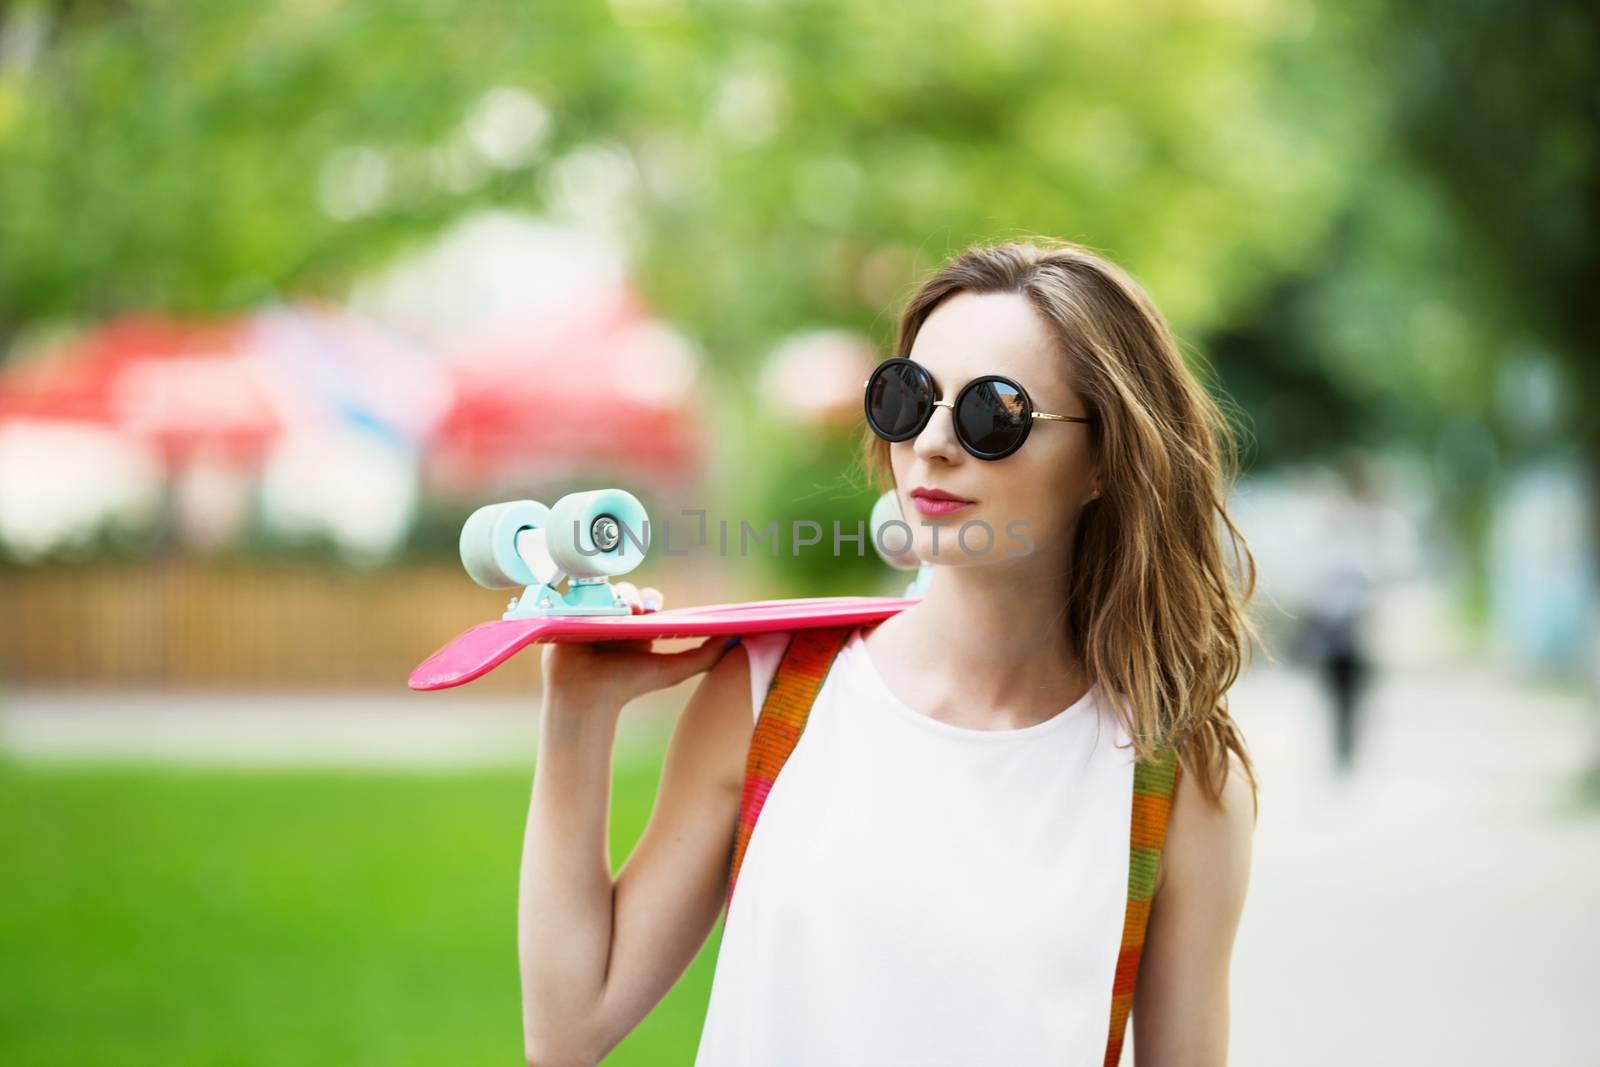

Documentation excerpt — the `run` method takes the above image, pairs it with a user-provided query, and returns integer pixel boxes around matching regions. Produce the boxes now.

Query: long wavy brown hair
[860,238,1262,815]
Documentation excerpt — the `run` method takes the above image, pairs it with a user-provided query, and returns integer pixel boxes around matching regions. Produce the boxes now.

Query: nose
[912,398,964,464]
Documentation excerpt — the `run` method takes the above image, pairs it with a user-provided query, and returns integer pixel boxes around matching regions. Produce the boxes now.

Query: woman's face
[889,290,1098,571]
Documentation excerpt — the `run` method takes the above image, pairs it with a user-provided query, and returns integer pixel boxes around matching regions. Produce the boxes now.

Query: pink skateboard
[408,596,917,691]
[409,488,928,691]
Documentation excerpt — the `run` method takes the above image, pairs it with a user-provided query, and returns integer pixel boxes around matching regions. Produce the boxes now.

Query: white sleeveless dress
[693,625,1138,1067]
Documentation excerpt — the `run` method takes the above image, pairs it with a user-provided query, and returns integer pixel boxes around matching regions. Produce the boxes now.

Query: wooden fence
[0,559,735,694]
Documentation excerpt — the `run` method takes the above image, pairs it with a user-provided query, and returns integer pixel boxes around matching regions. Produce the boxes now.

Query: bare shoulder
[1155,748,1256,904]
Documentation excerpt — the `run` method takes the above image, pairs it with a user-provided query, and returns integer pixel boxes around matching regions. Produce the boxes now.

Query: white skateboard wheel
[459,500,554,589]
[547,488,650,579]
[871,489,921,570]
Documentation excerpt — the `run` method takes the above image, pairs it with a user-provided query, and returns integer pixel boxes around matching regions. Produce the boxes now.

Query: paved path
[1218,665,1599,1067]
[0,684,682,768]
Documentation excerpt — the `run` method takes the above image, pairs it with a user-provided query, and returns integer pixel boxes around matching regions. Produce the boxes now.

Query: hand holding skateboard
[535,583,734,710]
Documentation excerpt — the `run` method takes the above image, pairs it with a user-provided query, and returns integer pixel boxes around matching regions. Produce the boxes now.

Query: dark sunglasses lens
[956,379,1029,457]
[866,362,931,439]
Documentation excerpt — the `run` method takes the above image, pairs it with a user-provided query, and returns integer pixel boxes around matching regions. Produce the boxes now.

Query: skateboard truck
[459,489,651,620]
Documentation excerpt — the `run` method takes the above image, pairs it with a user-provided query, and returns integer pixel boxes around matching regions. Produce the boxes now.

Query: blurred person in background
[1294,454,1384,775]
[515,239,1259,1067]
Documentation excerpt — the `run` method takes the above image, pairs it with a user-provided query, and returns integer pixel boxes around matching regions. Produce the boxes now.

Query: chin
[913,515,1001,564]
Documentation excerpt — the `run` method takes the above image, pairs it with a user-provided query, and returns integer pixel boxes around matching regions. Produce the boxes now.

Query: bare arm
[518,637,755,1067]
[1130,751,1256,1066]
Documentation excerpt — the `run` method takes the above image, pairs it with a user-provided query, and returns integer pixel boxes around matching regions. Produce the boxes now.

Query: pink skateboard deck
[409,596,917,691]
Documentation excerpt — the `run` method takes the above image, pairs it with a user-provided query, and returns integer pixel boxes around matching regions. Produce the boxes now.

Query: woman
[518,239,1260,1067]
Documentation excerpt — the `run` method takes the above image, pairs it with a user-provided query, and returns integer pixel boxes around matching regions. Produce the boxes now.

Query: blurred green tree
[1,1,1379,370]
[10,0,1587,607]
[1208,0,1598,624]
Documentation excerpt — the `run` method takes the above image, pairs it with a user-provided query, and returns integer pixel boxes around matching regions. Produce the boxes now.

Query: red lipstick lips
[909,486,974,517]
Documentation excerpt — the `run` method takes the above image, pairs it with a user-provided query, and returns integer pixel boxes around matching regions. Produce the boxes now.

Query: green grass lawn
[0,753,719,1066]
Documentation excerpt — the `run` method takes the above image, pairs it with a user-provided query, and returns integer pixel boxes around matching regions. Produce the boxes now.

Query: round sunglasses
[863,357,1094,460]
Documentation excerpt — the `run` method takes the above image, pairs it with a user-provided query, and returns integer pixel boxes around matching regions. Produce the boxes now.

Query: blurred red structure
[0,315,281,466]
[0,296,705,488]
[0,282,707,560]
[426,285,705,489]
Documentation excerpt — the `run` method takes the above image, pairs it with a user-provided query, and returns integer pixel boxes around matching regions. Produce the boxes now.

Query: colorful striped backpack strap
[1102,743,1183,1066]
[725,624,855,913]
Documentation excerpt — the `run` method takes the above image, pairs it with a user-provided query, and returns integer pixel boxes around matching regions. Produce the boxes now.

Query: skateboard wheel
[871,490,921,570]
[460,500,554,589]
[547,489,650,578]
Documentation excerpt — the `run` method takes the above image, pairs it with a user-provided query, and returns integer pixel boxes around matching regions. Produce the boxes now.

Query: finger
[650,635,735,687]
[601,632,655,655]
[639,586,663,612]
[614,581,642,609]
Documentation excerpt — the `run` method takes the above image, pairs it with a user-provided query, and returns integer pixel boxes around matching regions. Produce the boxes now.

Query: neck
[870,552,1093,727]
